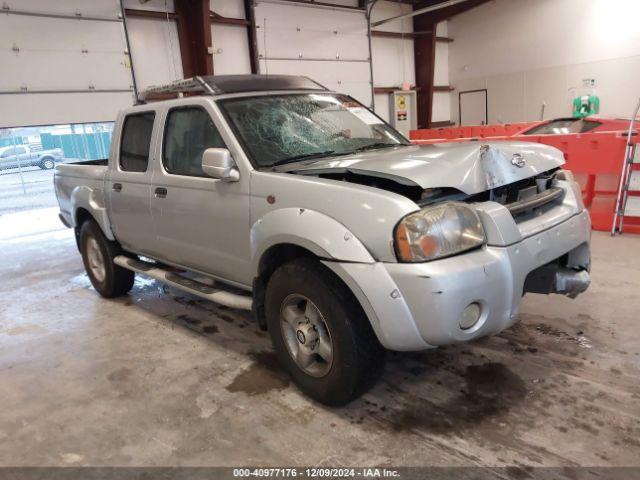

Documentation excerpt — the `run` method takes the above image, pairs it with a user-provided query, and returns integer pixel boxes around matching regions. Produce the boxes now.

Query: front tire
[265,258,384,406]
[79,219,134,298]
[40,157,55,170]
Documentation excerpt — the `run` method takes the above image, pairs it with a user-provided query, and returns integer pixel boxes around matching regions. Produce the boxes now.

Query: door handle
[112,183,122,192]
[154,187,168,198]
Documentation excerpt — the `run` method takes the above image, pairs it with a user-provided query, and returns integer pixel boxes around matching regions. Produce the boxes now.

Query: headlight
[394,202,485,262]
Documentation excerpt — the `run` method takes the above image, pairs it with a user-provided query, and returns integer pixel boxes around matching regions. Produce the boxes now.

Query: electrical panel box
[388,90,417,138]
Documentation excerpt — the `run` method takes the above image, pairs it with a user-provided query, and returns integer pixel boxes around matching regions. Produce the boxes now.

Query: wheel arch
[252,240,377,333]
[70,186,115,241]
[250,208,375,272]
[250,208,376,331]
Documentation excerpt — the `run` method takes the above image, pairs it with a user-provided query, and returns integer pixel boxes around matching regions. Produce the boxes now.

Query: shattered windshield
[218,93,409,168]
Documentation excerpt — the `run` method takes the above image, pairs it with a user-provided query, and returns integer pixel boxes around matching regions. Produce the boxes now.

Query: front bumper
[324,208,591,351]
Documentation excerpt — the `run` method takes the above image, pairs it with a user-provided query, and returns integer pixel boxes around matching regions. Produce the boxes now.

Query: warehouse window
[120,112,155,172]
[0,122,114,215]
[163,106,226,177]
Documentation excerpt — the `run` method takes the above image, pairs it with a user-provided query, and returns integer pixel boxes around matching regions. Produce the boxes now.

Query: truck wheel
[40,157,55,170]
[265,258,385,406]
[79,219,134,298]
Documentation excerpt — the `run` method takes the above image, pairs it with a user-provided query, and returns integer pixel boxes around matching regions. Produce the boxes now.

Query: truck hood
[287,141,565,195]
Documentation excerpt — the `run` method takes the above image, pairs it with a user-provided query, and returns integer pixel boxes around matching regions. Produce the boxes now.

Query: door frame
[458,89,488,126]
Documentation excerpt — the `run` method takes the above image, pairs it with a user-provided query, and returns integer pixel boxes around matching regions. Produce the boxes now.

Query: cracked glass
[219,93,409,168]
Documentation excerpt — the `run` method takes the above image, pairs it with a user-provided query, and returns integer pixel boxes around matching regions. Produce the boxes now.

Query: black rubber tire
[265,258,385,406]
[39,157,55,170]
[79,219,134,298]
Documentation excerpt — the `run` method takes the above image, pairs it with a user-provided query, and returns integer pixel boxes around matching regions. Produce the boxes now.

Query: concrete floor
[1,208,639,468]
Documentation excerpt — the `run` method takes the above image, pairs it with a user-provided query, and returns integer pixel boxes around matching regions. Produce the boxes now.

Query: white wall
[123,0,184,91]
[370,1,416,122]
[124,0,251,87]
[0,0,134,127]
[255,2,371,105]
[369,4,450,125]
[432,21,450,123]
[210,0,252,74]
[448,0,640,125]
[127,18,184,90]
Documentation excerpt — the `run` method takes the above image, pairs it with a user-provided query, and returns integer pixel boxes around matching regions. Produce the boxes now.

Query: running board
[114,256,253,310]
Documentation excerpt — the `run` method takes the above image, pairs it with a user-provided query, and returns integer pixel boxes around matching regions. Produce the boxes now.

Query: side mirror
[202,148,240,182]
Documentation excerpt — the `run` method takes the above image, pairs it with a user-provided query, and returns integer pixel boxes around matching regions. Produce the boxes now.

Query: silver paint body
[54,90,592,351]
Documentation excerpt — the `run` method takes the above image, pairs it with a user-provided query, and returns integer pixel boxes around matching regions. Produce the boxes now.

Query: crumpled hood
[288,141,565,195]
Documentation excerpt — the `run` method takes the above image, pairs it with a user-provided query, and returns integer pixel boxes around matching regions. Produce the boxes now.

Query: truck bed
[54,160,109,228]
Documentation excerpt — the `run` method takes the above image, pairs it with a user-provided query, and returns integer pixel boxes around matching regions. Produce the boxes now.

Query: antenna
[263,17,269,75]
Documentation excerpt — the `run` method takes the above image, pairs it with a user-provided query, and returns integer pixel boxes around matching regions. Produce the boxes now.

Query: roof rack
[138,74,329,103]
[138,76,216,103]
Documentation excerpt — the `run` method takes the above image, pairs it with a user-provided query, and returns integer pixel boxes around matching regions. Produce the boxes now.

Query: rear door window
[162,106,226,177]
[120,112,155,172]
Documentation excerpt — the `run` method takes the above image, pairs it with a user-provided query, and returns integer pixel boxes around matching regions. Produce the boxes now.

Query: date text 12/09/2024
[233,468,400,478]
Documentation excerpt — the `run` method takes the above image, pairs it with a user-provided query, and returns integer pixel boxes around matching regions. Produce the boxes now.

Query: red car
[517,116,631,136]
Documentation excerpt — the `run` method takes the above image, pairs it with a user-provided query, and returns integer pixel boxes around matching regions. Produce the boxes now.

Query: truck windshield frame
[217,93,410,169]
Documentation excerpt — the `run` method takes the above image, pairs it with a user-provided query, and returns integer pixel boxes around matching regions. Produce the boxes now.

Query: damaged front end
[524,242,591,299]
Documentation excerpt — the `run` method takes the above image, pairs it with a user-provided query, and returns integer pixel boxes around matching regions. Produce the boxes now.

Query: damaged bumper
[324,208,591,351]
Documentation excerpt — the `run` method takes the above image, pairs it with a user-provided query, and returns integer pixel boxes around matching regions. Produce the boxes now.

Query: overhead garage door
[254,2,372,107]
[0,0,135,128]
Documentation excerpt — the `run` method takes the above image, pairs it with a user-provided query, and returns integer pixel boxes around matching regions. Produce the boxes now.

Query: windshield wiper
[271,150,336,167]
[353,142,402,153]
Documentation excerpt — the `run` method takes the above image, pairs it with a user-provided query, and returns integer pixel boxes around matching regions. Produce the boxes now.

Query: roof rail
[138,76,216,103]
[138,74,329,103]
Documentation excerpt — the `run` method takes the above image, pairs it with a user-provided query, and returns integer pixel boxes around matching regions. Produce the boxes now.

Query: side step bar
[114,256,253,310]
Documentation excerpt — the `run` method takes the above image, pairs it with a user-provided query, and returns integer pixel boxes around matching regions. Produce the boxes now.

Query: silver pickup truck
[0,144,64,170]
[55,75,591,405]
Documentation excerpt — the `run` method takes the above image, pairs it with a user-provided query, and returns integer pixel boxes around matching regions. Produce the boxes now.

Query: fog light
[459,302,481,330]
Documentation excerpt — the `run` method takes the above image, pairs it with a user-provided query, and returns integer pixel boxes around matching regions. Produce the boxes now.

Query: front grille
[461,169,564,220]
[418,168,565,218]
[488,170,563,220]
[504,186,564,216]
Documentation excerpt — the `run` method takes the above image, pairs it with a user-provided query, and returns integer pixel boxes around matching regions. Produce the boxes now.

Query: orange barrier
[411,130,640,234]
[409,122,538,141]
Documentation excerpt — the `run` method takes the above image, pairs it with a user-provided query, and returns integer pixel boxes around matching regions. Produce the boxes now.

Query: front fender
[250,208,375,274]
[71,186,115,240]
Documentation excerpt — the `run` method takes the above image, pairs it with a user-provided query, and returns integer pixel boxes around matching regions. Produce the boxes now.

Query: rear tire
[79,219,134,298]
[265,258,385,406]
[40,157,55,170]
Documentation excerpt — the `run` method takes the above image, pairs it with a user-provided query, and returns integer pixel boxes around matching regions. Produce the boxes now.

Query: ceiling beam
[412,12,436,128]
[371,30,420,39]
[244,0,259,74]
[265,0,366,11]
[124,8,179,20]
[420,0,490,22]
[372,0,468,27]
[410,0,488,127]
[175,0,213,77]
[210,11,250,26]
